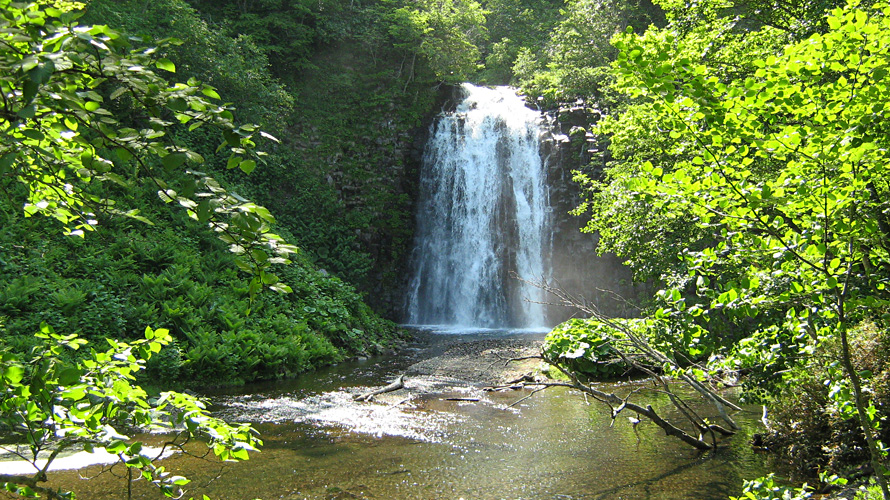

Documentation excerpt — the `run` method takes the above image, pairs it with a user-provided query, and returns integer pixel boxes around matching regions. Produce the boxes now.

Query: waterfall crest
[406,84,551,329]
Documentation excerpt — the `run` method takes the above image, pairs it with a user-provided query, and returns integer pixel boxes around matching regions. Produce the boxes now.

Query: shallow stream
[41,329,775,499]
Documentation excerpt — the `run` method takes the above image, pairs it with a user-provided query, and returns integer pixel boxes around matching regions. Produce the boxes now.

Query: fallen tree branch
[526,277,742,430]
[506,385,550,408]
[490,375,716,450]
[354,375,405,402]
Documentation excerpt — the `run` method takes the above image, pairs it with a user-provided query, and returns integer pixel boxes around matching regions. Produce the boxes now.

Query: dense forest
[1,0,889,498]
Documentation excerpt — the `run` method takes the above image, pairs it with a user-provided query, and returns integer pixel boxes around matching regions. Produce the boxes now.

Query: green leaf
[29,60,55,84]
[115,147,134,162]
[22,80,39,104]
[202,87,221,100]
[269,283,293,293]
[168,97,188,112]
[101,172,129,187]
[106,440,128,454]
[57,367,82,385]
[162,152,188,171]
[17,105,36,119]
[21,129,45,141]
[223,130,240,147]
[110,86,128,100]
[3,364,24,384]
[62,385,86,401]
[155,58,176,73]
[122,209,155,225]
[239,159,257,174]
[196,200,211,222]
[0,152,17,174]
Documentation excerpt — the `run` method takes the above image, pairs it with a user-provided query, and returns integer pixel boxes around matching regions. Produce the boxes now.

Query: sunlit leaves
[389,0,487,83]
[588,0,890,428]
[0,0,295,296]
[608,0,890,303]
[0,327,261,498]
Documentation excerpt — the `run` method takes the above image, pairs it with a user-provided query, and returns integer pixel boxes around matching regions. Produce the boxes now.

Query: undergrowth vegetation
[0,203,400,387]
[77,0,461,313]
[763,321,890,479]
[544,318,644,379]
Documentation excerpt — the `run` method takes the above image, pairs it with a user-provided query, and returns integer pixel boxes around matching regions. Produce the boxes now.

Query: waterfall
[406,84,551,329]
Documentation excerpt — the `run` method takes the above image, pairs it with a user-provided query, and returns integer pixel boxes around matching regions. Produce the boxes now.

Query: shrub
[763,320,890,478]
[729,474,814,500]
[543,318,651,379]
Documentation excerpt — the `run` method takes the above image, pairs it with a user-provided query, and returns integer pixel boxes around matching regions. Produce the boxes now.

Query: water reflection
[42,330,774,499]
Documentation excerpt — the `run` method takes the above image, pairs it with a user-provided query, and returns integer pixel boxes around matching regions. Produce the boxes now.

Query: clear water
[42,330,775,500]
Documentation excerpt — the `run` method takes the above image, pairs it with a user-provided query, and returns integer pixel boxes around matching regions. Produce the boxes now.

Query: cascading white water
[406,84,551,329]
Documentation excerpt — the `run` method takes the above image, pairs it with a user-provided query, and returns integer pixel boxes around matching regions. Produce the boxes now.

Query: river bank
[14,329,780,499]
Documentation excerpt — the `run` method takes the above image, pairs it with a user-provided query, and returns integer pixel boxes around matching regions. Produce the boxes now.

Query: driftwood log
[354,375,405,402]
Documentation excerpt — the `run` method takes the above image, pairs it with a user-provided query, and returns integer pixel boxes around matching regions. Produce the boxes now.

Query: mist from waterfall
[406,84,551,329]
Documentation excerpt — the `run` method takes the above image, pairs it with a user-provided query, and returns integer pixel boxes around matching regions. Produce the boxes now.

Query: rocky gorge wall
[384,89,647,325]
[353,84,464,319]
[540,104,649,323]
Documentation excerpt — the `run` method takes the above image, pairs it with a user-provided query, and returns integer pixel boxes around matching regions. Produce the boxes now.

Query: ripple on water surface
[41,331,778,500]
[220,389,466,443]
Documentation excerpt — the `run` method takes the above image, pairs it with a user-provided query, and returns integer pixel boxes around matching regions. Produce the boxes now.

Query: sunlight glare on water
[221,389,464,442]
[41,331,776,500]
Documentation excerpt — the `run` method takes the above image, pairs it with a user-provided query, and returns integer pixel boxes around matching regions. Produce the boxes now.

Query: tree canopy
[556,0,890,495]
[0,0,296,298]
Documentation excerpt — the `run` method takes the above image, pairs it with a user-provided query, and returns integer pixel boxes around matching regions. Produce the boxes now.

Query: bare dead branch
[523,276,742,431]
[354,375,405,402]
[489,356,717,450]
[505,384,571,408]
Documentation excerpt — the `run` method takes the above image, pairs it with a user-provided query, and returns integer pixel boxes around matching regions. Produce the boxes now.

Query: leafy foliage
[544,318,642,378]
[763,321,890,477]
[0,0,404,388]
[182,0,318,79]
[389,0,488,83]
[0,325,261,499]
[82,0,294,130]
[91,0,453,298]
[513,0,665,107]
[0,0,296,299]
[729,474,815,500]
[0,215,400,386]
[573,0,890,493]
[477,0,563,84]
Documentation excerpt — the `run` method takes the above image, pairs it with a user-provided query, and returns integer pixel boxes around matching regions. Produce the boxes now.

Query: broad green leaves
[544,318,635,378]
[594,0,890,492]
[0,1,295,296]
[0,326,261,499]
[608,0,890,328]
